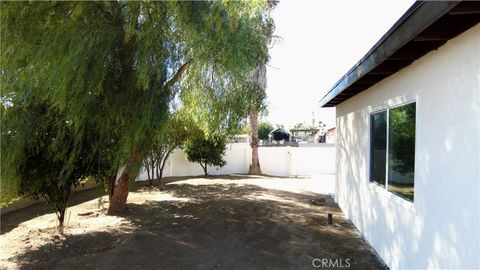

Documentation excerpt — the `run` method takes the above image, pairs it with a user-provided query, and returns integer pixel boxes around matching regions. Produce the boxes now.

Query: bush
[184,135,227,175]
[258,122,274,141]
[1,101,111,228]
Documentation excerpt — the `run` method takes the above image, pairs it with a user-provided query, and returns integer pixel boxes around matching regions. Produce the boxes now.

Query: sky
[265,0,415,129]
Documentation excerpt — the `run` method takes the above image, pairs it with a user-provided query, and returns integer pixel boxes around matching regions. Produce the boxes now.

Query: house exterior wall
[335,24,479,269]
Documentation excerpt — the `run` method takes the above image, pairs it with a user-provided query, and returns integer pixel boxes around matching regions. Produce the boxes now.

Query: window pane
[370,111,387,186]
[388,103,416,202]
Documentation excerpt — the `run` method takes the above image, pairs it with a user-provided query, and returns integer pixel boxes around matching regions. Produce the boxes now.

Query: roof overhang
[320,1,480,107]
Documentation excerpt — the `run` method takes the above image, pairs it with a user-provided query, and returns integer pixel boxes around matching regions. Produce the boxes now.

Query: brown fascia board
[319,1,461,108]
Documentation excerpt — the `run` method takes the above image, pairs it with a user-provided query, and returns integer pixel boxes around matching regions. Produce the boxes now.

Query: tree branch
[161,146,176,172]
[162,59,193,92]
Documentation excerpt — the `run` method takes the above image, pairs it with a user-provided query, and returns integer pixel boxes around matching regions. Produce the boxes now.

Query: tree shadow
[156,174,293,185]
[10,180,387,269]
[1,187,107,234]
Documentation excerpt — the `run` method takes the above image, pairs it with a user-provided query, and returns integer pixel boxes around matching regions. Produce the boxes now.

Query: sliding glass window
[370,102,416,202]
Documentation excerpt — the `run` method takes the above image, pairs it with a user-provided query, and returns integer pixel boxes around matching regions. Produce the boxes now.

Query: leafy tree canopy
[258,121,274,140]
[0,98,112,226]
[1,1,274,211]
[1,0,273,169]
[184,133,227,176]
[143,111,195,185]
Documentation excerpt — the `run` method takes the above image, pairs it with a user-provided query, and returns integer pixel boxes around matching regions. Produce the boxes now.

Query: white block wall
[335,24,480,269]
[137,143,335,179]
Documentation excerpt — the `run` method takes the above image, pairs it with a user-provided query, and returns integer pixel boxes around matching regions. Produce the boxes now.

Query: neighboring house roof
[269,128,289,135]
[320,1,480,108]
[290,128,320,133]
[269,128,290,141]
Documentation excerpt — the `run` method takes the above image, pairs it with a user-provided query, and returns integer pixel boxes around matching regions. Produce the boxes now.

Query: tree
[247,1,277,175]
[1,1,274,214]
[258,122,274,141]
[293,122,307,129]
[247,65,267,175]
[292,122,317,129]
[1,100,112,229]
[143,114,191,187]
[184,134,227,176]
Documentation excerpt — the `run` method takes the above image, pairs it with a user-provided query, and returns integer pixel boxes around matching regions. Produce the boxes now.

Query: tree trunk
[248,64,266,175]
[158,168,163,187]
[108,171,117,201]
[108,146,139,214]
[47,186,71,231]
[202,163,208,176]
[146,164,151,184]
[149,160,155,186]
[57,207,66,230]
[248,110,262,175]
[158,148,174,188]
[248,112,262,175]
[108,172,132,214]
[155,158,160,180]
[158,156,166,188]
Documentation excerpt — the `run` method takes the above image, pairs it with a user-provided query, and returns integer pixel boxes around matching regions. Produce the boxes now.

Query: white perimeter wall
[137,143,335,180]
[335,24,480,269]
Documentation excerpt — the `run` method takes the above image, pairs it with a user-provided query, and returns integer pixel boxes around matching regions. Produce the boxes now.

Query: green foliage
[389,103,416,175]
[2,0,272,162]
[258,122,274,140]
[1,1,275,210]
[184,134,227,176]
[178,62,269,139]
[292,122,317,130]
[1,99,111,226]
[143,112,193,185]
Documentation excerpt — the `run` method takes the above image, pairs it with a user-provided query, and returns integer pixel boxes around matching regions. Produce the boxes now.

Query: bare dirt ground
[0,175,387,270]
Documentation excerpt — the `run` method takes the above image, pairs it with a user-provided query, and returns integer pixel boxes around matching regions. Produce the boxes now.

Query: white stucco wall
[335,24,479,269]
[137,143,336,180]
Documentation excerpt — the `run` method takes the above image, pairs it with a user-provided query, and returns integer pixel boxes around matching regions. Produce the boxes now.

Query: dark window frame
[369,101,416,203]
[370,110,387,187]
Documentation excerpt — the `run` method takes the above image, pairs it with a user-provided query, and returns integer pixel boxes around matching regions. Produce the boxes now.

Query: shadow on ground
[6,178,387,270]
[0,187,107,235]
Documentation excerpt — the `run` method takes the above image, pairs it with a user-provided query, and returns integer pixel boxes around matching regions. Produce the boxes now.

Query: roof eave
[319,1,463,108]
